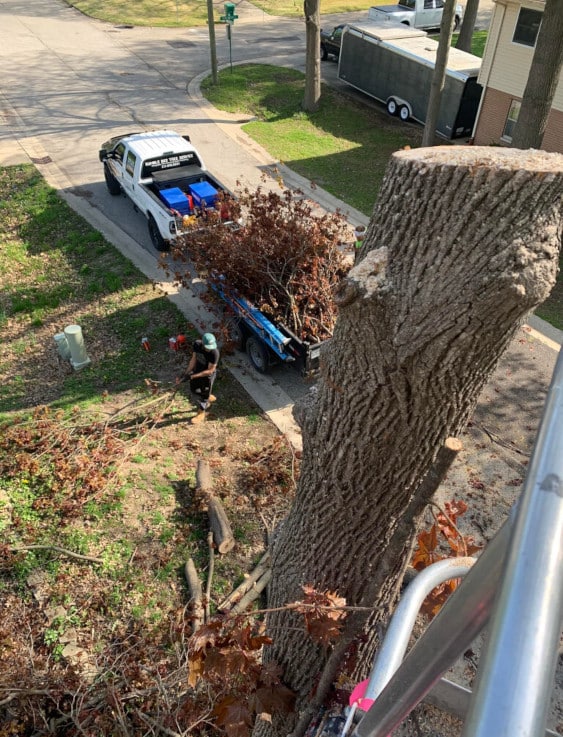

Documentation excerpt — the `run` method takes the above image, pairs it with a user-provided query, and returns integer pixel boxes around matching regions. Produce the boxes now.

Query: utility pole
[206,0,218,85]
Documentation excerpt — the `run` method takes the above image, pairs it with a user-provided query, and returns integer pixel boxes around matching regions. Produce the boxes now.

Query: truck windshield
[141,151,201,178]
[399,0,416,7]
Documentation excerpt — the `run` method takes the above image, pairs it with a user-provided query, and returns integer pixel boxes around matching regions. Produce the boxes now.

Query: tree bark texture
[455,0,479,53]
[511,0,563,150]
[422,0,456,147]
[255,147,563,737]
[303,0,321,112]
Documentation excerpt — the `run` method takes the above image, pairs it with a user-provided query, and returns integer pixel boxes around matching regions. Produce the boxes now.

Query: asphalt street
[0,0,561,450]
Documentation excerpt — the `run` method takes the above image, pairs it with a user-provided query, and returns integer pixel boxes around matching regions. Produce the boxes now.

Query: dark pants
[189,373,216,410]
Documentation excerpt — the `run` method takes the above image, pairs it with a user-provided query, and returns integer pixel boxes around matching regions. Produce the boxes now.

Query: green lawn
[202,65,422,216]
[0,164,294,734]
[65,0,386,27]
[432,30,488,57]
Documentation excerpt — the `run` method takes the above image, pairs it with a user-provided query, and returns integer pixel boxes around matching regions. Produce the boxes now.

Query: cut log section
[217,550,271,612]
[196,459,235,554]
[184,557,204,632]
[231,568,272,614]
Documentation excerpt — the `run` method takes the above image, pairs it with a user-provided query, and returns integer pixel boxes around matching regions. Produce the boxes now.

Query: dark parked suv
[320,25,344,61]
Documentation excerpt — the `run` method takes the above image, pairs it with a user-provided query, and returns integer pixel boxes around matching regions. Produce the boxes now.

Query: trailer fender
[387,97,412,121]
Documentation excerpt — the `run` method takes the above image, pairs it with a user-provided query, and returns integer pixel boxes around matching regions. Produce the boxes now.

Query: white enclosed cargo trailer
[337,22,482,139]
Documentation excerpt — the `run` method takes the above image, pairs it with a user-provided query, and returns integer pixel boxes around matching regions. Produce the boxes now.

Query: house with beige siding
[472,0,563,151]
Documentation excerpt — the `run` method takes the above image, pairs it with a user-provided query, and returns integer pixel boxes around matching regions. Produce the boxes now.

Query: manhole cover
[249,36,298,43]
[167,40,196,48]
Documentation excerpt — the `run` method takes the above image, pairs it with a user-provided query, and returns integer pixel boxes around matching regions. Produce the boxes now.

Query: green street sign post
[220,2,238,72]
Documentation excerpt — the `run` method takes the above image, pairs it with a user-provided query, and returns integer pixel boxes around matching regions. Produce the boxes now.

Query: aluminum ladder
[349,348,563,737]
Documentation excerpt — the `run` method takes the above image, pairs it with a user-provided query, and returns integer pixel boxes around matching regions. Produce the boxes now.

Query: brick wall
[473,86,563,153]
[473,88,513,146]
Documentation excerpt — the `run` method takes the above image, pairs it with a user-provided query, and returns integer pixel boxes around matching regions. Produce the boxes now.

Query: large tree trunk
[255,147,563,737]
[421,0,456,146]
[455,0,479,53]
[511,0,563,150]
[303,0,321,112]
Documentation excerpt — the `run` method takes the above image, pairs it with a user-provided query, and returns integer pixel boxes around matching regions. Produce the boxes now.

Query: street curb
[525,314,563,350]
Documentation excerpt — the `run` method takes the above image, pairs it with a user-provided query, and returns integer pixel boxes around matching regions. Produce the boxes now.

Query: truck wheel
[399,104,410,122]
[148,215,169,252]
[386,98,398,116]
[321,44,328,61]
[246,336,270,373]
[104,164,121,195]
[226,316,246,351]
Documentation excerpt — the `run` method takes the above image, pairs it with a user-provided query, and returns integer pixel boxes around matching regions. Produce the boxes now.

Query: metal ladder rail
[353,347,563,737]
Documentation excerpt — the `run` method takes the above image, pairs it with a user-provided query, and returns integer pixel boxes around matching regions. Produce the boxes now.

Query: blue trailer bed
[211,281,327,375]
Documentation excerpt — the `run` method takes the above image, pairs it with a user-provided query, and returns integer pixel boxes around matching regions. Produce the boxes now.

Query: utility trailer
[212,281,328,376]
[337,21,483,139]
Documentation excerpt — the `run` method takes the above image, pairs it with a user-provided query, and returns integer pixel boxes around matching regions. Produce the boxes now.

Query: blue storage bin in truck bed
[159,187,192,215]
[189,181,219,208]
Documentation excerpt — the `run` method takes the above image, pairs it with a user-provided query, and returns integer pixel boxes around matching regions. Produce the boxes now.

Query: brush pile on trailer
[169,184,352,373]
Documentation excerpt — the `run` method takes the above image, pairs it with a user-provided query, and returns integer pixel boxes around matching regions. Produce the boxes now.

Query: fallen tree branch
[205,531,214,623]
[218,550,271,612]
[9,545,104,564]
[231,569,271,614]
[184,558,204,633]
[104,384,178,426]
[196,460,235,554]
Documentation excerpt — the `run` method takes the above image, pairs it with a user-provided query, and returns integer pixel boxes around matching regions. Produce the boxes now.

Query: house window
[512,8,542,47]
[502,100,521,141]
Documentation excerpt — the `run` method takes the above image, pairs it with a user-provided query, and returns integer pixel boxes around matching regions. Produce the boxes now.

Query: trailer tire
[226,316,246,351]
[386,98,398,116]
[246,336,270,373]
[148,215,169,252]
[399,104,410,122]
[104,164,122,195]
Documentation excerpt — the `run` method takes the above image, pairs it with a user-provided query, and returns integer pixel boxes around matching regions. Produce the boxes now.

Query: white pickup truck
[368,0,464,30]
[99,129,234,251]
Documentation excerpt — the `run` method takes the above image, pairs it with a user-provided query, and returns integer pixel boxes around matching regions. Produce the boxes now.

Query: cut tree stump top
[396,146,563,172]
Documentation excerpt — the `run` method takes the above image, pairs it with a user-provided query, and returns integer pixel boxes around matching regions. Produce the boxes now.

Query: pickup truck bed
[99,129,233,250]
